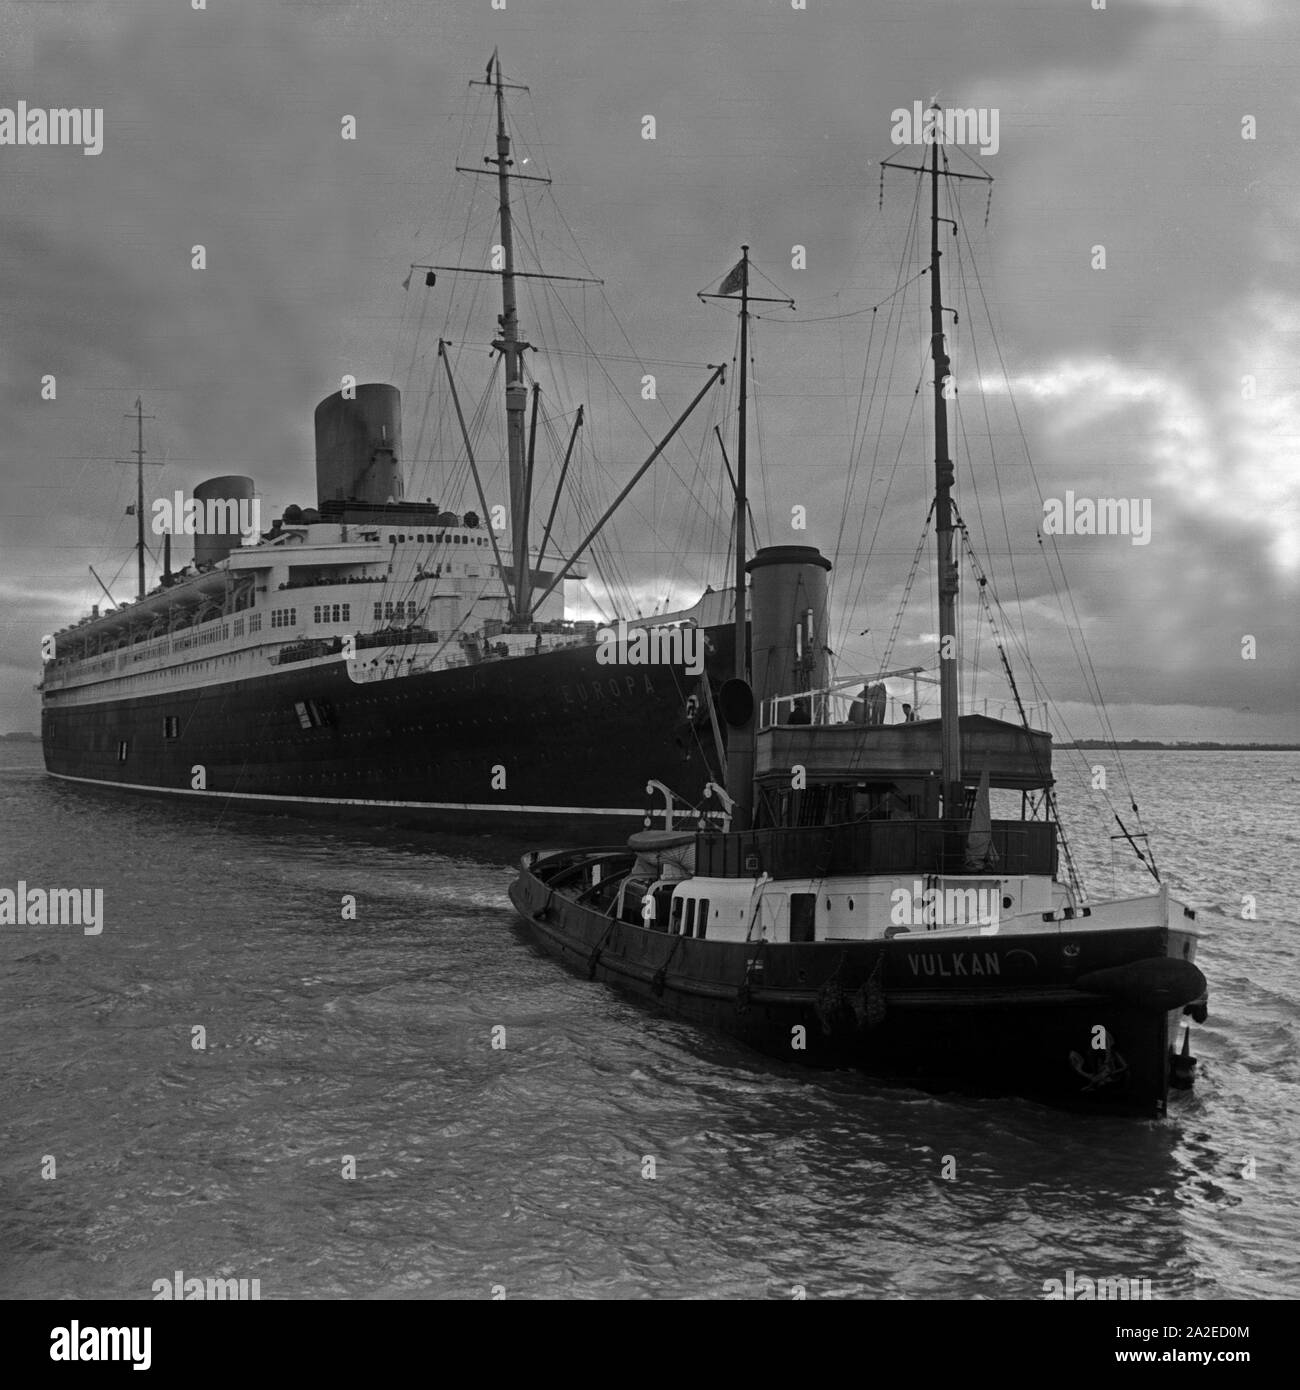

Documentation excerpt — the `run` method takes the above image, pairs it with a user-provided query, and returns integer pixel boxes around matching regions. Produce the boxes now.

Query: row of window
[56,648,254,701]
[375,601,420,622]
[129,638,172,665]
[669,897,711,939]
[388,532,486,546]
[312,604,352,623]
[173,623,229,652]
[270,609,297,628]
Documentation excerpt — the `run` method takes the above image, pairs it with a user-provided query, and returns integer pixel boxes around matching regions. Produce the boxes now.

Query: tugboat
[510,122,1209,1115]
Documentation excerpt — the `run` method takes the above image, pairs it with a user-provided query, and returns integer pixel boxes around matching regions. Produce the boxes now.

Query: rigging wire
[746,314,773,549]
[831,173,927,659]
[955,513,1086,901]
[509,186,726,588]
[824,150,1158,882]
[950,180,1033,666]
[879,501,935,674]
[759,265,932,326]
[958,232,1157,865]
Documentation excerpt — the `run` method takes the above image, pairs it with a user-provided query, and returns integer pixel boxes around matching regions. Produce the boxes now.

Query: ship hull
[511,854,1205,1116]
[42,627,733,836]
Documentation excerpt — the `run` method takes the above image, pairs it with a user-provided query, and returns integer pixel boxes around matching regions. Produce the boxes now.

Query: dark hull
[42,627,732,836]
[512,858,1203,1117]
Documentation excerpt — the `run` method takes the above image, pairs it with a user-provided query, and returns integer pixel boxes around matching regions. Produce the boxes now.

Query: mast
[882,123,991,814]
[699,253,792,832]
[489,53,532,625]
[699,246,791,676]
[735,246,750,681]
[128,396,154,600]
[928,137,963,812]
[422,56,602,626]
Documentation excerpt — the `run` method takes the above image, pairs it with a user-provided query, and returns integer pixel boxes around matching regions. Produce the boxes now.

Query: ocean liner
[511,118,1210,1114]
[40,57,739,834]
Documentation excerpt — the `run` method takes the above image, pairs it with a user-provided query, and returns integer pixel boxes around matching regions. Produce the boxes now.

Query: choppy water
[1,744,1297,1300]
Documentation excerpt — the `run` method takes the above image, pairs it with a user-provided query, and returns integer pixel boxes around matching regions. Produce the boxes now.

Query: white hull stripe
[44,770,644,817]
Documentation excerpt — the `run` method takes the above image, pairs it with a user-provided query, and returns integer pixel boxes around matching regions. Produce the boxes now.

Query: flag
[964,768,999,871]
[717,258,745,296]
[124,504,135,516]
[487,48,498,82]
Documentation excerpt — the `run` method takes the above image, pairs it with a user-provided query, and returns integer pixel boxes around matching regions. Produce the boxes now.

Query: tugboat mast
[928,136,963,814]
[883,115,991,816]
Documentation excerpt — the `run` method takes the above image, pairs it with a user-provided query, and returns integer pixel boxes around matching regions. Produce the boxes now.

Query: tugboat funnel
[746,545,833,721]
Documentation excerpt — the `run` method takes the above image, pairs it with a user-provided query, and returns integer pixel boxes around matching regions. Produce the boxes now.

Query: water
[1,744,1296,1300]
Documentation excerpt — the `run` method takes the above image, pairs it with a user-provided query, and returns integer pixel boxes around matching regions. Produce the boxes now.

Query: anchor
[1169,1024,1198,1090]
[1069,1029,1129,1091]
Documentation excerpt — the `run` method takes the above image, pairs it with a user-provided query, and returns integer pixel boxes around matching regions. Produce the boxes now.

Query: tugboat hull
[511,854,1206,1117]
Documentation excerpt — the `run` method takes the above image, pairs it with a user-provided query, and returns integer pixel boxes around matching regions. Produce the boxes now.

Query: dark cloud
[0,0,1294,740]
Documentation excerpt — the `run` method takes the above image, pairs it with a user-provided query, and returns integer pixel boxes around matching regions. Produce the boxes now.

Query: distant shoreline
[1058,741,1299,751]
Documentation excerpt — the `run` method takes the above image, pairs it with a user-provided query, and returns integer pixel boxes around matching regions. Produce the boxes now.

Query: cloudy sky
[0,0,1295,742]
